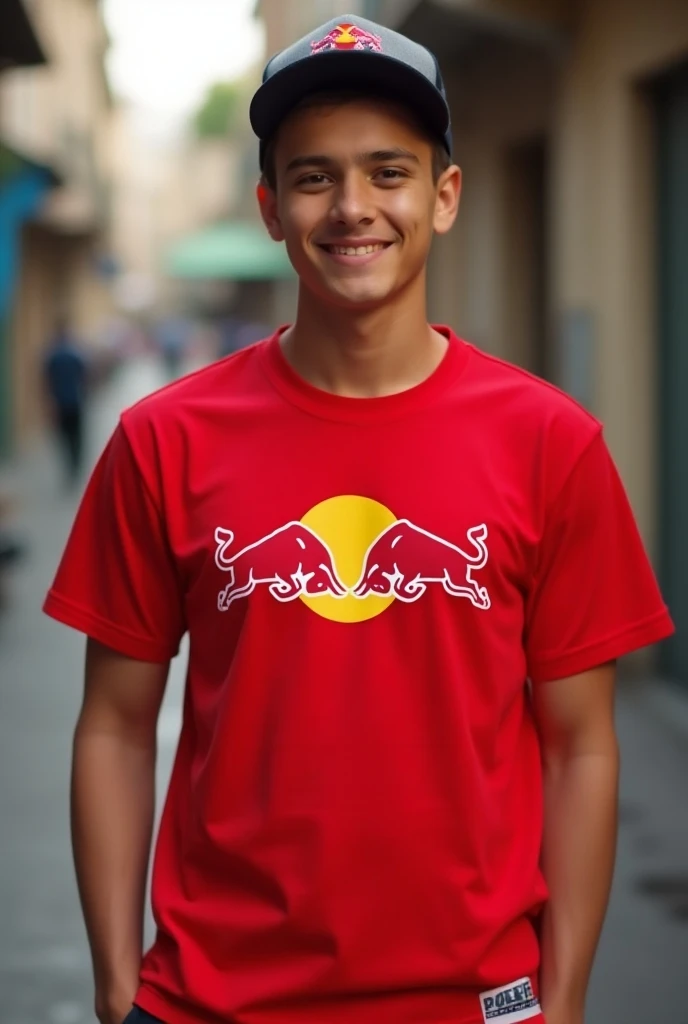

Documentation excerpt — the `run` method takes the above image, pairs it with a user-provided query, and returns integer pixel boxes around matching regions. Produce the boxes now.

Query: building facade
[0,0,51,456]
[0,0,113,454]
[257,0,366,59]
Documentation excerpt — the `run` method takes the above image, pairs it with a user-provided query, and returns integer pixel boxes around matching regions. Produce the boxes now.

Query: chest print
[213,497,491,618]
[353,520,490,608]
[214,522,347,608]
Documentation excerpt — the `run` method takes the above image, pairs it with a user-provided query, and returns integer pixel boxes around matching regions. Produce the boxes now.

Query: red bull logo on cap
[310,23,383,55]
[215,496,490,623]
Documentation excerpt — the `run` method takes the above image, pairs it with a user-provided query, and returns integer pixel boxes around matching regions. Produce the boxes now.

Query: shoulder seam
[529,426,604,588]
[548,424,604,510]
[466,344,602,429]
[116,417,165,522]
[116,418,189,602]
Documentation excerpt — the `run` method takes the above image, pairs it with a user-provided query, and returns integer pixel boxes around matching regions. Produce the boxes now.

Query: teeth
[328,244,386,255]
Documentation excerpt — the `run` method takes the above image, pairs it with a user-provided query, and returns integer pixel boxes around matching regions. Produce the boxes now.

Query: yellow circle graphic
[300,495,397,622]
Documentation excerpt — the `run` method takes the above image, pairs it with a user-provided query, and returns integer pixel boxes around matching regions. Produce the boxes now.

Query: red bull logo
[353,520,490,609]
[310,23,383,54]
[215,523,347,609]
[215,496,490,619]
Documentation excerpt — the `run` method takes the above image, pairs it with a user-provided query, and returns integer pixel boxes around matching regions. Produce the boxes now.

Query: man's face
[260,99,460,311]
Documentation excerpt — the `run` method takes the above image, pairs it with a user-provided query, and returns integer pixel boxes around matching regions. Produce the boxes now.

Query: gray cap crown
[264,15,439,84]
[250,13,452,168]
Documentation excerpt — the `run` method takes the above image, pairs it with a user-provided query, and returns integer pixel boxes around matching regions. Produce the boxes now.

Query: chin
[319,276,399,310]
[330,290,394,311]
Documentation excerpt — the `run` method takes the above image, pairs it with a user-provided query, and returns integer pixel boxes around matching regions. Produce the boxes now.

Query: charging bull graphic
[214,524,347,609]
[310,23,383,54]
[214,515,490,613]
[353,521,491,610]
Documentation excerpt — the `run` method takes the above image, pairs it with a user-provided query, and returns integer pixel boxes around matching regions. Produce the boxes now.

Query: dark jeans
[123,1008,165,1024]
[56,404,84,482]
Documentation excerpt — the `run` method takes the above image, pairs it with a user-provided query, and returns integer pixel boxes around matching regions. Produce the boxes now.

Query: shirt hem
[43,590,179,663]
[529,607,674,683]
[134,979,543,1024]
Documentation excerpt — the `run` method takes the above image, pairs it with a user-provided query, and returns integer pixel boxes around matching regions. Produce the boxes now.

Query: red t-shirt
[44,328,673,1024]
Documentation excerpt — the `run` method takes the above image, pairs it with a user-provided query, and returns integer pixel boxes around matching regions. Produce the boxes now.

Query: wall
[0,165,52,455]
[0,0,113,450]
[550,0,688,558]
[258,0,366,56]
[1,0,110,222]
[426,40,557,362]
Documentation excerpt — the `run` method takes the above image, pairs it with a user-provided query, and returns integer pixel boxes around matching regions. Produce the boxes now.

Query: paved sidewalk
[0,357,687,1023]
[588,678,688,1022]
[0,357,185,1024]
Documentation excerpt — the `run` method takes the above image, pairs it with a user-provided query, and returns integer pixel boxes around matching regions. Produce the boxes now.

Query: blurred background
[0,1,687,1022]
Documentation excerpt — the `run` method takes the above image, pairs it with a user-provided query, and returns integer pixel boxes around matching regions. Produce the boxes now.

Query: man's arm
[71,638,169,1024]
[531,662,619,1024]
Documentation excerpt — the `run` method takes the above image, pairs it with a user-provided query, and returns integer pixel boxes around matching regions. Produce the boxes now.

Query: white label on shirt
[480,977,541,1023]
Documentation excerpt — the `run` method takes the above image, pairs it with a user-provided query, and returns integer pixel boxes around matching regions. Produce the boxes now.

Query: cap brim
[250,50,450,160]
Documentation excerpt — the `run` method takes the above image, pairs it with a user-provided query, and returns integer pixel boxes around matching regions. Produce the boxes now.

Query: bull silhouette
[353,520,490,609]
[214,523,347,609]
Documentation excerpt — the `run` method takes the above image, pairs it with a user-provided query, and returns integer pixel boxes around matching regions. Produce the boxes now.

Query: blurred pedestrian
[154,315,188,380]
[43,318,88,486]
[44,14,674,1024]
[0,485,26,609]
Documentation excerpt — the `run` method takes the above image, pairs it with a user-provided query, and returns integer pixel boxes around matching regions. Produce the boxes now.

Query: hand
[96,1002,133,1024]
[95,984,137,1024]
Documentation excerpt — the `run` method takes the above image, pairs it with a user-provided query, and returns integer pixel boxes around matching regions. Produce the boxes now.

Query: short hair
[260,90,452,191]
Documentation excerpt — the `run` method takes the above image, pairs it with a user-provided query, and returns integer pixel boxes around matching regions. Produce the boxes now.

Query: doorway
[655,60,688,683]
[502,136,551,380]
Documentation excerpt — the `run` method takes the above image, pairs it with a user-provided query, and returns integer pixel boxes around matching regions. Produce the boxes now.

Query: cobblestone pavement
[0,356,686,1023]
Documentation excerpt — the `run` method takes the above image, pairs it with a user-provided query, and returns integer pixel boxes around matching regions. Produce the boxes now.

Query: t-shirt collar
[260,325,470,423]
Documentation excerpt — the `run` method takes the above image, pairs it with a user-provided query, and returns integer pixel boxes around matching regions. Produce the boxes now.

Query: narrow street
[0,356,186,1024]
[0,357,687,1024]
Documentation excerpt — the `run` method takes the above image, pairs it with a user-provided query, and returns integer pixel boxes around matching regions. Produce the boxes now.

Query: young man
[44,14,673,1024]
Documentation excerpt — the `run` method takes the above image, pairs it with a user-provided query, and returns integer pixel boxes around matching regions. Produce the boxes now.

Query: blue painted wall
[0,165,52,456]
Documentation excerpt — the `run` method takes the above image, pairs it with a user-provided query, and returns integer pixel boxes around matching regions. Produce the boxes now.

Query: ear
[256,181,285,242]
[433,164,462,236]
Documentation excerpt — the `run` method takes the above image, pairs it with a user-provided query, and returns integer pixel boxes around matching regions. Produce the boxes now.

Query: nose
[328,170,375,227]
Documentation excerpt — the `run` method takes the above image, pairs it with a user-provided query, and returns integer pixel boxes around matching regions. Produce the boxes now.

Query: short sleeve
[43,422,186,662]
[525,430,673,682]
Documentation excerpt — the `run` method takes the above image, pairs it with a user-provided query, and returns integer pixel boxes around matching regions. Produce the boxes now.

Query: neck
[281,275,448,398]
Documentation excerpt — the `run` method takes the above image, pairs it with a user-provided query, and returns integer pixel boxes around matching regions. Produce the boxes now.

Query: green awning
[164,220,295,281]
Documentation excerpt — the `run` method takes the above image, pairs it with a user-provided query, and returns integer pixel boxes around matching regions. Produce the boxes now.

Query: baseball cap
[250,14,452,169]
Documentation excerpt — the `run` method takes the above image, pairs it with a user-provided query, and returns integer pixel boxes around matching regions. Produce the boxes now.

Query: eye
[375,167,408,182]
[296,173,332,188]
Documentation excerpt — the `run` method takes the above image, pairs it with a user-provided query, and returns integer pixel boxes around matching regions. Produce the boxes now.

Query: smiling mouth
[319,242,391,256]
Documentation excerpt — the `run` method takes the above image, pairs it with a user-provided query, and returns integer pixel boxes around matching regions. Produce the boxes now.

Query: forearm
[539,744,619,1023]
[71,722,157,1021]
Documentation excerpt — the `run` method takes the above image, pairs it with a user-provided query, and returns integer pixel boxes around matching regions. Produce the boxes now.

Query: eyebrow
[285,148,421,173]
